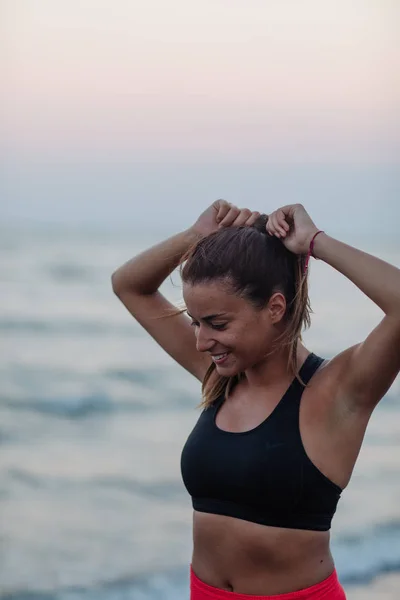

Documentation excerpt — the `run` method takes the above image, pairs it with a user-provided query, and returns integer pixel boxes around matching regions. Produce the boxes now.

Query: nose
[195,324,215,353]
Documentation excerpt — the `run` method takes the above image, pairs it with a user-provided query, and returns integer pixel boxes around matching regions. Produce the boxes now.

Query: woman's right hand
[191,199,260,238]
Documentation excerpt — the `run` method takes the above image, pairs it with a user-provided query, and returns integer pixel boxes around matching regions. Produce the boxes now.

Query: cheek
[226,317,269,352]
[239,324,271,352]
[230,326,259,351]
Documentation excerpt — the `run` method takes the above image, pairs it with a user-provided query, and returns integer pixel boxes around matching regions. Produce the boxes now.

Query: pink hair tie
[304,230,324,274]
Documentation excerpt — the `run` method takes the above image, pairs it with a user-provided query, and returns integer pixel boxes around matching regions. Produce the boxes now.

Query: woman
[112,201,400,599]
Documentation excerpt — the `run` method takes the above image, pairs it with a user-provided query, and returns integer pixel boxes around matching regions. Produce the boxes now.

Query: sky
[1,0,399,232]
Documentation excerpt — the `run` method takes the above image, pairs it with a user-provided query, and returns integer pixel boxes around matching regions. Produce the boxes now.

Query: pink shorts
[190,566,346,600]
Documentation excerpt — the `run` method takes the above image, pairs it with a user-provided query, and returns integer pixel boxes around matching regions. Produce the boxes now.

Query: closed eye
[189,320,226,331]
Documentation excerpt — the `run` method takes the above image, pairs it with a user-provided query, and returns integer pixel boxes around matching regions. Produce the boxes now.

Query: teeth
[213,353,228,360]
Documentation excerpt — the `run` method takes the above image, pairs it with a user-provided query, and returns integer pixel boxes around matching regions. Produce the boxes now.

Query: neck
[241,342,310,391]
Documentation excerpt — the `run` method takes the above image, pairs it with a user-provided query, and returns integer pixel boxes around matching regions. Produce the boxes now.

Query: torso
[191,351,372,594]
[192,512,334,594]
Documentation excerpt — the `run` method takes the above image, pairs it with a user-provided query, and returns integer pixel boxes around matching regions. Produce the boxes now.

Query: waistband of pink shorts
[190,565,346,599]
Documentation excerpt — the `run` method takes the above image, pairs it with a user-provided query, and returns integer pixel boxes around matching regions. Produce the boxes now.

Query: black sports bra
[180,353,342,531]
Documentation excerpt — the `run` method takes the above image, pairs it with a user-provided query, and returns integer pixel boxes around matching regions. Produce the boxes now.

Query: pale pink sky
[2,0,399,163]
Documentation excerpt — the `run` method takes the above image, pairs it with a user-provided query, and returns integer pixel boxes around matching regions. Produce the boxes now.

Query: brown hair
[179,215,311,409]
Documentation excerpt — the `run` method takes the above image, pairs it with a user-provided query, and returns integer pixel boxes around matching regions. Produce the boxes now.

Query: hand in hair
[266,204,320,255]
[192,200,260,238]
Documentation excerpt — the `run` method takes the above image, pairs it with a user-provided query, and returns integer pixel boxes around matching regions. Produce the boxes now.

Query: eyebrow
[186,311,227,322]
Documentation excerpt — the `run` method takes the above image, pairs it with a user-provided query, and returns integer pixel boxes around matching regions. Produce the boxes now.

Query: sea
[1,223,399,599]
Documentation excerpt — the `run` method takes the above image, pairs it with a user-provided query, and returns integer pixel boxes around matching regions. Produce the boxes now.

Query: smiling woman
[111,199,400,599]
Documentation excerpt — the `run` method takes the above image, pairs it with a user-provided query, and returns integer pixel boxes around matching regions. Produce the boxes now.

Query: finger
[265,214,275,236]
[244,211,260,226]
[232,208,252,227]
[215,200,231,223]
[277,209,290,232]
[266,211,284,236]
[267,213,282,237]
[218,206,240,227]
[269,212,286,237]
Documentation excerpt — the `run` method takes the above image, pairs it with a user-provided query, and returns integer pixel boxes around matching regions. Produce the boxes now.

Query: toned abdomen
[191,511,335,595]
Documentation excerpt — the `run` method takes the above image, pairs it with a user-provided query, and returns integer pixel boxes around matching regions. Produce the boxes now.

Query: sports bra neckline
[213,352,317,436]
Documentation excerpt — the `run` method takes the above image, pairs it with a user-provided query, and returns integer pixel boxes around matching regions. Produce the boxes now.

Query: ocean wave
[105,367,162,385]
[0,390,183,419]
[5,469,185,503]
[46,263,95,282]
[0,592,56,600]
[334,519,400,584]
[0,566,189,600]
[0,372,197,418]
[0,318,133,336]
[0,393,113,419]
[91,475,185,502]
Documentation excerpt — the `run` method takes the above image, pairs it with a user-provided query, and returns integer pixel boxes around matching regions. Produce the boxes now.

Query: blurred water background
[0,222,399,599]
[2,0,399,596]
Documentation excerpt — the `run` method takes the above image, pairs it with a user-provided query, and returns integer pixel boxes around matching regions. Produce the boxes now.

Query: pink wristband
[304,230,324,274]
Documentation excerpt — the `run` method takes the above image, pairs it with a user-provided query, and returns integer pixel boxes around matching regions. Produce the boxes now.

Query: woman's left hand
[266,204,320,255]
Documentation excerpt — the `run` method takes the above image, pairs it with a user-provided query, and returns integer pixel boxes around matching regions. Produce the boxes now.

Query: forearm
[313,233,400,316]
[111,227,202,296]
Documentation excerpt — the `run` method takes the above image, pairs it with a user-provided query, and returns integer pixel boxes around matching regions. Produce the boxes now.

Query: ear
[267,292,287,324]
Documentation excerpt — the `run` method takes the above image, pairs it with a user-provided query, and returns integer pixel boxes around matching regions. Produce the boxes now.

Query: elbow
[111,270,124,297]
[111,268,141,298]
[111,267,153,297]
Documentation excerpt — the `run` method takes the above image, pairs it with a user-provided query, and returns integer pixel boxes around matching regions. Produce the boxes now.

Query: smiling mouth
[211,352,230,364]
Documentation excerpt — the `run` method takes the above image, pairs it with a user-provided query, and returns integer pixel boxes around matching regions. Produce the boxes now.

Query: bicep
[115,289,211,381]
[338,314,400,409]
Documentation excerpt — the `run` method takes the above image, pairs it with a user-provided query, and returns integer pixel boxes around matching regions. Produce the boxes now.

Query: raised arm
[266,204,400,412]
[112,201,259,381]
[310,231,400,410]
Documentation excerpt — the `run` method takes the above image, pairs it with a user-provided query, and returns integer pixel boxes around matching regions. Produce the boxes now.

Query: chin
[214,362,241,377]
[218,356,263,378]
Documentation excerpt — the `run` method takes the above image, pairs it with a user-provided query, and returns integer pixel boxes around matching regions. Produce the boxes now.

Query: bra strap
[299,353,325,385]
